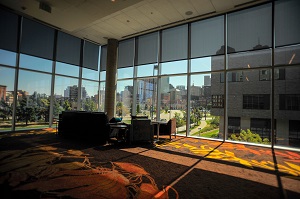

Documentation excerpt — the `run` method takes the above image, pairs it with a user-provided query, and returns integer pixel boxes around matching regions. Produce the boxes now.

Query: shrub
[230,129,270,144]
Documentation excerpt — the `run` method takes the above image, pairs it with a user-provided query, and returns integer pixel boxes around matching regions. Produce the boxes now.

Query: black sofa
[58,111,110,144]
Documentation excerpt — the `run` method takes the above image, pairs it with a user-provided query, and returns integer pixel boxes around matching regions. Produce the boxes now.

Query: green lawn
[200,129,219,138]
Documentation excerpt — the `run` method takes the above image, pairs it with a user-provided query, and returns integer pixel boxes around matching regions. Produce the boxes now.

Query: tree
[116,102,123,117]
[82,98,97,112]
[174,112,184,128]
[136,104,140,114]
[63,100,72,111]
[0,99,11,121]
[230,129,270,144]
[53,98,63,118]
[210,116,220,128]
[191,108,202,125]
[164,106,169,113]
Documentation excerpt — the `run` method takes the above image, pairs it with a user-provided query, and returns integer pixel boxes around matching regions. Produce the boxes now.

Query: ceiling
[0,0,270,45]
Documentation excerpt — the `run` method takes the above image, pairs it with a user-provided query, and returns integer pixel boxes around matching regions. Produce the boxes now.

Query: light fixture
[39,1,51,13]
[185,11,193,16]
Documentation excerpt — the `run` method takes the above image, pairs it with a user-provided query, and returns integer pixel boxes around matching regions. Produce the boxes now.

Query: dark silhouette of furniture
[151,120,167,140]
[131,115,149,119]
[128,119,154,144]
[58,111,110,144]
[153,118,176,139]
[108,118,129,143]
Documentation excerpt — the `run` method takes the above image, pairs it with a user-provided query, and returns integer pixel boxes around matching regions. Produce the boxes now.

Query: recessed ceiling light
[185,11,193,16]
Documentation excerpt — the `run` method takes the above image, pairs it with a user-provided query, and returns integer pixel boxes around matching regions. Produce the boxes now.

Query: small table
[109,123,128,142]
[151,121,167,141]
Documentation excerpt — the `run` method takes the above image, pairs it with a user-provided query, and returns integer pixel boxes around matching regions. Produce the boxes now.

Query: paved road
[177,119,207,134]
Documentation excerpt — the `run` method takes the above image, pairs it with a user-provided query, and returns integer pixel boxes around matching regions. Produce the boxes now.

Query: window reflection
[100,71,106,81]
[0,49,16,66]
[226,69,271,145]
[56,62,79,77]
[117,67,134,79]
[82,67,99,81]
[161,60,187,75]
[136,64,158,77]
[228,49,272,69]
[19,54,52,72]
[275,67,300,147]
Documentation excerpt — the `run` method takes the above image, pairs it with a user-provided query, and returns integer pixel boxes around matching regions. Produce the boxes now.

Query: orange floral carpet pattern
[156,137,300,178]
[0,129,178,199]
[1,129,300,198]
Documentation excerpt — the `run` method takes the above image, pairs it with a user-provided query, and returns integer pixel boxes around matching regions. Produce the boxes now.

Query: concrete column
[105,39,118,120]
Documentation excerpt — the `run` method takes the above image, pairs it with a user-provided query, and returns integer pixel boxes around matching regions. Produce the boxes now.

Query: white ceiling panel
[137,4,170,26]
[211,0,235,12]
[122,7,157,29]
[189,0,216,15]
[150,0,184,22]
[114,13,145,31]
[169,0,199,19]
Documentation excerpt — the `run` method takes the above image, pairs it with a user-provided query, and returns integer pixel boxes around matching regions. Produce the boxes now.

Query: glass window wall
[275,66,300,148]
[53,76,79,118]
[16,70,52,130]
[190,73,223,139]
[226,69,272,145]
[191,15,224,58]
[19,54,53,73]
[99,82,105,112]
[116,80,133,122]
[0,49,16,66]
[227,3,272,53]
[55,62,80,77]
[191,56,224,72]
[160,75,187,135]
[82,67,99,81]
[136,78,157,120]
[161,60,187,75]
[117,67,134,79]
[136,64,158,77]
[81,80,99,112]
[0,66,15,132]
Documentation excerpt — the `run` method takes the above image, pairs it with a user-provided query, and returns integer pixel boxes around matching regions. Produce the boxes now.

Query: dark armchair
[128,119,154,144]
[153,118,176,139]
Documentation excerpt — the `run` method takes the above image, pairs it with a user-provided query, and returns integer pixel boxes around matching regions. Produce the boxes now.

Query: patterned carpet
[0,128,299,199]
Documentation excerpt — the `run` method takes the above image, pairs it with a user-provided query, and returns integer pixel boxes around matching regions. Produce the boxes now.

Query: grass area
[122,120,131,124]
[200,129,219,138]
[0,123,51,131]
